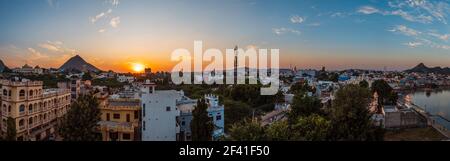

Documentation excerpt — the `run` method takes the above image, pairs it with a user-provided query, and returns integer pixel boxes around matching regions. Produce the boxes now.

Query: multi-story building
[140,80,182,141]
[98,97,141,141]
[178,94,225,141]
[57,76,81,101]
[1,79,71,141]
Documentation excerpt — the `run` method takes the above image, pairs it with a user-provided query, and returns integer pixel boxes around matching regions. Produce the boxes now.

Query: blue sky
[0,0,449,72]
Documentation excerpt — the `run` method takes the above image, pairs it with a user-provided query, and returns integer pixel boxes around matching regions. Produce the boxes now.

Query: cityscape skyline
[1,0,450,72]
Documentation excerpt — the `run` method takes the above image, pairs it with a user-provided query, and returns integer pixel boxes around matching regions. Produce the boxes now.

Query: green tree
[82,72,93,80]
[329,84,374,141]
[288,93,322,123]
[5,117,17,141]
[291,114,331,141]
[371,80,397,105]
[228,119,266,141]
[59,94,101,141]
[223,99,252,132]
[289,82,312,94]
[191,99,214,141]
[359,80,369,88]
[266,120,290,141]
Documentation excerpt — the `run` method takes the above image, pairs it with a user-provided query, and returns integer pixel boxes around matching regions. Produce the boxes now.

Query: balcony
[98,121,136,133]
[18,126,26,131]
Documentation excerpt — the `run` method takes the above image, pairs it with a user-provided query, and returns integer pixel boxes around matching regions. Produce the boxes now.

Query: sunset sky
[0,0,450,72]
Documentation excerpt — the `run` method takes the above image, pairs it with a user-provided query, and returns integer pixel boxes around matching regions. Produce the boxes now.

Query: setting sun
[132,63,145,73]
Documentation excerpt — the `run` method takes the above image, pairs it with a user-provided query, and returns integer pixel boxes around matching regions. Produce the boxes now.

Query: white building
[178,94,225,141]
[140,80,183,141]
[12,64,43,75]
[117,75,135,83]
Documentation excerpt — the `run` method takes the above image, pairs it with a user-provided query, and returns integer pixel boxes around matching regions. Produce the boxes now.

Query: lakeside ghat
[402,89,450,138]
[409,89,450,120]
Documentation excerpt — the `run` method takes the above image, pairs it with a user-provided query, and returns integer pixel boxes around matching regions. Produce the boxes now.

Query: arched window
[29,104,33,113]
[19,119,24,126]
[19,104,25,113]
[8,105,11,112]
[29,90,33,97]
[34,89,38,96]
[8,90,11,96]
[19,90,25,97]
[2,104,6,113]
[28,117,33,125]
[3,89,7,96]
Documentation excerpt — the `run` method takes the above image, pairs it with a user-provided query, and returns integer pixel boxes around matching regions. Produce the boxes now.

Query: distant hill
[59,55,101,73]
[405,63,450,74]
[0,59,8,73]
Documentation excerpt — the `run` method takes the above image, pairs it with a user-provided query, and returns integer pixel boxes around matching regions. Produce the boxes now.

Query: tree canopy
[191,99,214,141]
[59,94,101,141]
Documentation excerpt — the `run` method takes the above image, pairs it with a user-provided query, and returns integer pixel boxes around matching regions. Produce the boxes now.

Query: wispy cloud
[383,0,450,24]
[108,0,120,7]
[38,41,78,54]
[28,48,49,60]
[91,9,112,23]
[403,42,423,48]
[428,32,450,41]
[357,6,379,14]
[272,28,301,35]
[98,29,106,33]
[290,15,305,24]
[358,5,433,24]
[110,17,121,28]
[388,25,421,36]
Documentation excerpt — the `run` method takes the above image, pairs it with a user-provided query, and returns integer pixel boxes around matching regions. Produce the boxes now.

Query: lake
[410,90,450,120]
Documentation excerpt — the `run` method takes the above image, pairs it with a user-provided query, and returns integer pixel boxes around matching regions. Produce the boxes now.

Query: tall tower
[234,46,238,83]
[234,45,238,72]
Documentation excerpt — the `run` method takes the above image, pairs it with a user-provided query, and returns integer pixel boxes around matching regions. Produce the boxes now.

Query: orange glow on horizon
[131,63,145,73]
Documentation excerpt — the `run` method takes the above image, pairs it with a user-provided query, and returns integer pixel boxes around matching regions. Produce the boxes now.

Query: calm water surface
[411,90,450,120]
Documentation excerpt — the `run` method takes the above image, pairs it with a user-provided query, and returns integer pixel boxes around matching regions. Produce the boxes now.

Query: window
[19,119,24,126]
[29,90,33,97]
[3,89,7,96]
[142,104,146,117]
[8,90,11,96]
[143,121,146,131]
[19,90,25,97]
[126,114,130,122]
[106,113,110,121]
[122,133,131,140]
[113,113,120,119]
[19,105,25,113]
[28,117,33,125]
[29,104,33,113]
[134,111,139,119]
[181,121,185,126]
[166,106,171,111]
[216,115,222,121]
